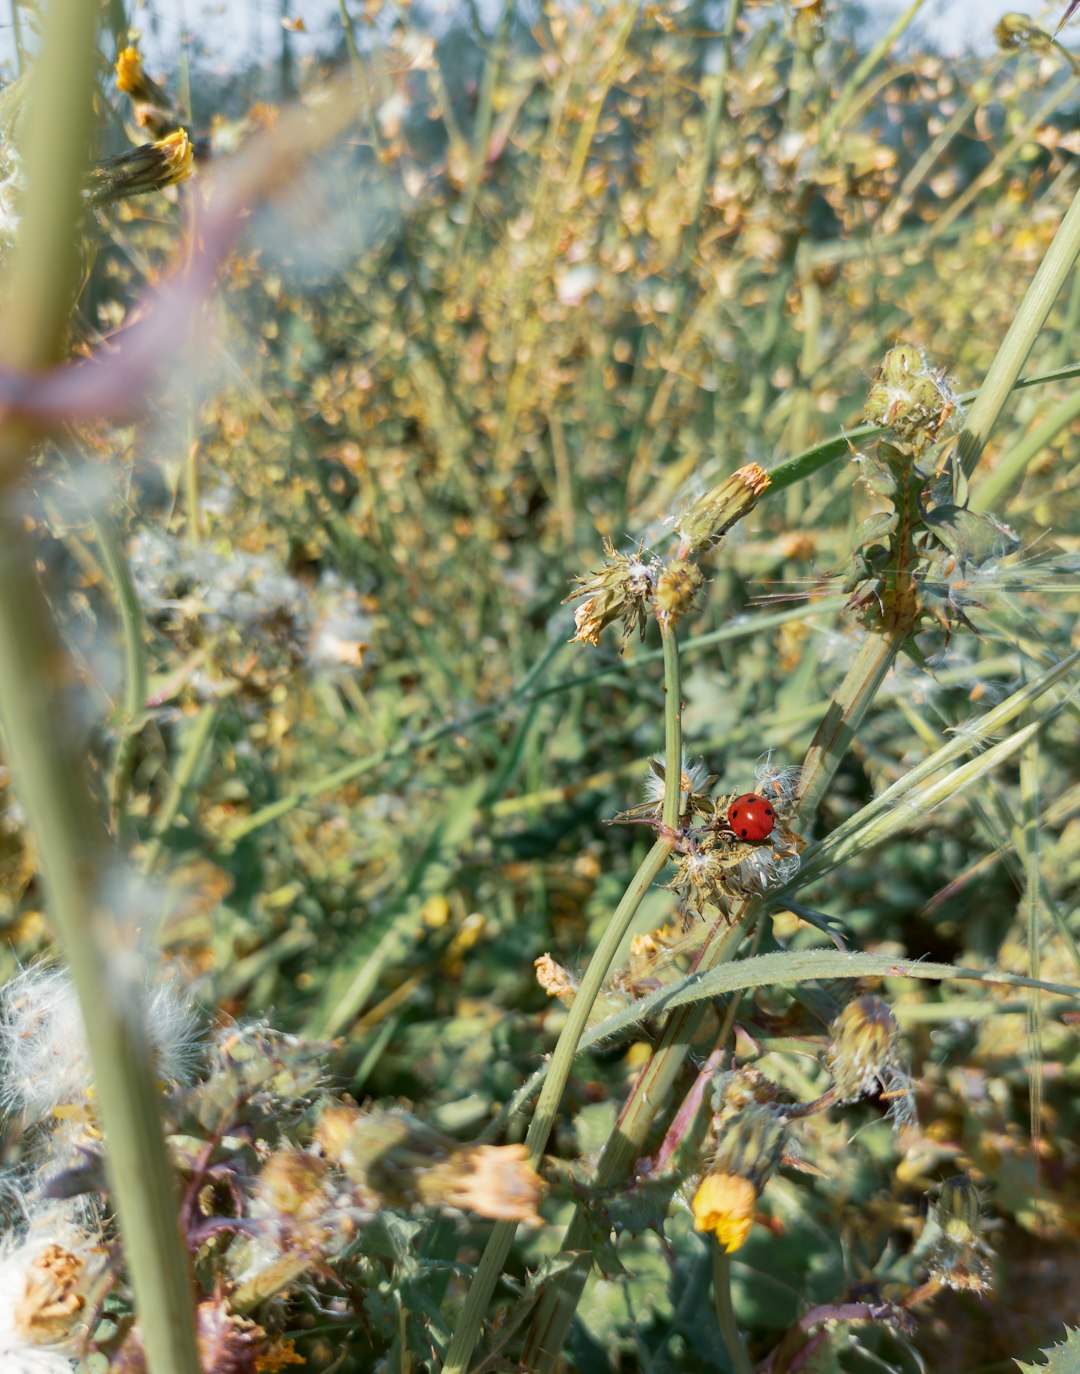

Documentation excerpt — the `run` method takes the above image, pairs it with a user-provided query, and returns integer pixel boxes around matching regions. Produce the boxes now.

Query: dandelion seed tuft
[0,966,201,1119]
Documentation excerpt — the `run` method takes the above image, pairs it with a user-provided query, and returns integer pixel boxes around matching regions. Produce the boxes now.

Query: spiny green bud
[994,13,1053,52]
[675,464,770,556]
[711,1102,788,1191]
[864,344,957,446]
[936,1175,983,1241]
[653,558,705,629]
[708,1067,778,1126]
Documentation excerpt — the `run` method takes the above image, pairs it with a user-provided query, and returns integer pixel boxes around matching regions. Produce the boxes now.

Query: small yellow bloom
[691,1171,757,1252]
[115,45,144,95]
[155,128,195,188]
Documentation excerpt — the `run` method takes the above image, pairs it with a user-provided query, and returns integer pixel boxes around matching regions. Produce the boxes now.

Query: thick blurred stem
[0,3,201,1370]
[0,538,202,1374]
[960,180,1080,480]
[441,630,683,1374]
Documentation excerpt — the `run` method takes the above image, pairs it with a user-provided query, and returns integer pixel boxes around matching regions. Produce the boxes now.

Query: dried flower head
[675,464,771,557]
[927,1175,993,1293]
[635,752,714,820]
[653,559,704,629]
[565,540,660,647]
[669,844,732,915]
[0,1226,104,1372]
[321,1107,544,1225]
[417,1144,544,1227]
[534,954,579,1007]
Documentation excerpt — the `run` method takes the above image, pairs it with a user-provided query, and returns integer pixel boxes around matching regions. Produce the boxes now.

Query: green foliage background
[1,0,1079,1369]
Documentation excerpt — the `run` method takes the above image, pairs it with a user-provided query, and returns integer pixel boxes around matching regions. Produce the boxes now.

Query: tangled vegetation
[0,1,1078,1371]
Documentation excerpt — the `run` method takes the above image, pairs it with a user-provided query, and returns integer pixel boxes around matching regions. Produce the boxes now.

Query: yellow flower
[691,1171,757,1252]
[155,128,195,188]
[115,45,144,96]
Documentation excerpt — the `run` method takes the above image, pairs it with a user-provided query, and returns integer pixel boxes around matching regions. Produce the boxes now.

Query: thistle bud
[691,1103,788,1251]
[826,995,903,1103]
[257,1150,330,1222]
[653,559,704,629]
[927,1175,993,1293]
[86,129,195,207]
[994,13,1053,52]
[114,46,178,137]
[675,464,770,556]
[864,344,957,446]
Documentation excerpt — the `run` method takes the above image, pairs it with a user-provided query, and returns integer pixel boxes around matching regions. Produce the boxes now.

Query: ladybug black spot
[740,828,748,837]
[764,805,774,815]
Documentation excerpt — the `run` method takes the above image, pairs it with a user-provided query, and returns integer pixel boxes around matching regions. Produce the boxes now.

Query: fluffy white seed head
[0,966,202,1119]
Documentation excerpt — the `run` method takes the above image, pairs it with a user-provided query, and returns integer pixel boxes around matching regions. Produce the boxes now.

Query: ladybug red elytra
[726,792,776,842]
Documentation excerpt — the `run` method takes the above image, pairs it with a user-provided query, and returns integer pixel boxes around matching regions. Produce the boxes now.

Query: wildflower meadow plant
[0,2,1078,1373]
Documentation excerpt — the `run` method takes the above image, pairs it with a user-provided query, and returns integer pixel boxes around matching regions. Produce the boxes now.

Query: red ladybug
[727,792,776,842]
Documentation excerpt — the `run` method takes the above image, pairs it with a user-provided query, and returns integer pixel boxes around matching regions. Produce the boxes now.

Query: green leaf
[1016,1326,1080,1372]
[923,504,1020,564]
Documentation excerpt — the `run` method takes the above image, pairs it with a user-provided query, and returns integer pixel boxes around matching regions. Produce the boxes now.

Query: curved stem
[713,1244,755,1374]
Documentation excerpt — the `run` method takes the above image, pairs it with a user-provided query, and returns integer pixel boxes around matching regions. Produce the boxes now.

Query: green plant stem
[440,839,674,1373]
[0,539,202,1374]
[95,513,149,835]
[713,1245,755,1374]
[520,906,754,1370]
[662,625,683,830]
[0,3,200,1369]
[956,180,1080,478]
[454,0,513,250]
[970,385,1080,512]
[797,623,909,819]
[1020,731,1044,1179]
[142,703,220,873]
[441,633,683,1374]
[767,361,1080,495]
